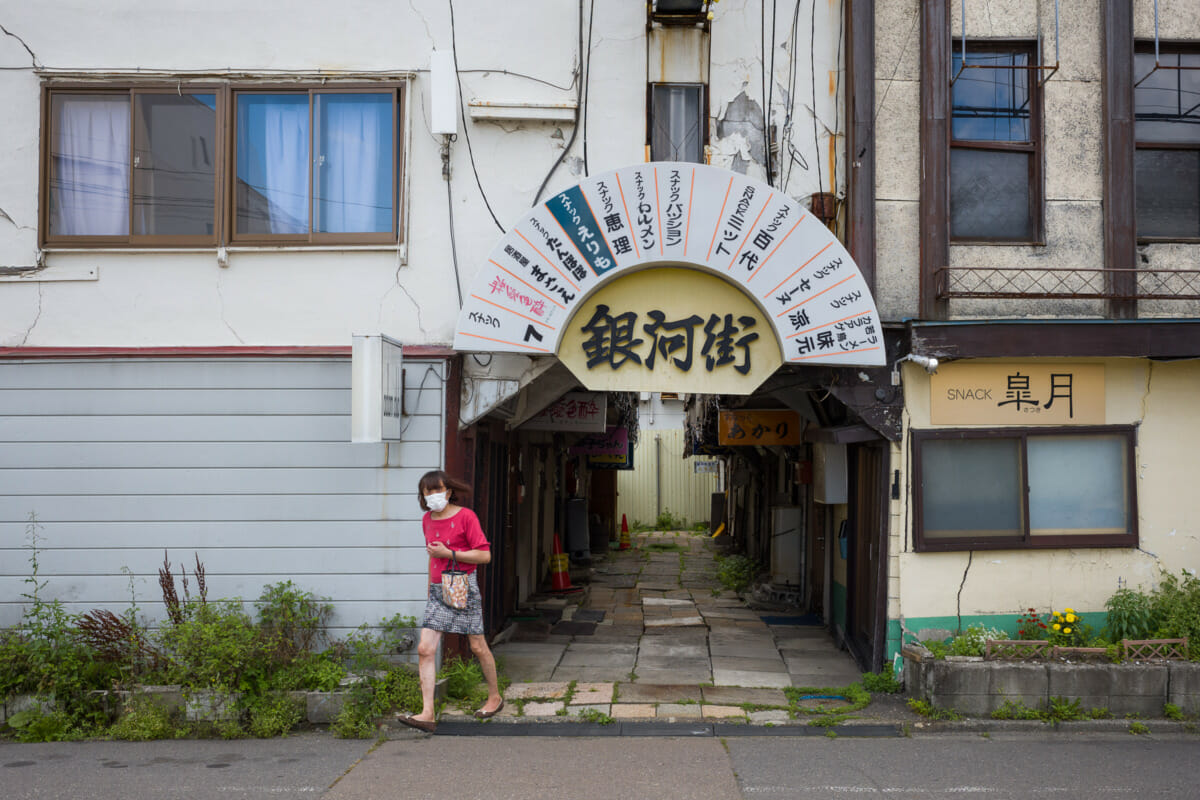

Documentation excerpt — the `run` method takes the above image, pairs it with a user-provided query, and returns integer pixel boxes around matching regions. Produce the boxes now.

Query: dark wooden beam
[1103,0,1137,319]
[909,320,1200,359]
[443,353,471,481]
[846,0,876,292]
[920,0,950,320]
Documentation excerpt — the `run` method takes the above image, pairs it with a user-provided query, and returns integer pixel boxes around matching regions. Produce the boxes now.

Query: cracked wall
[874,0,1200,323]
[0,0,587,347]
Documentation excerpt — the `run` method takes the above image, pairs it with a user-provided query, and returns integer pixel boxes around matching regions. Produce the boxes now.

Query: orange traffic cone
[549,533,582,594]
[619,514,631,550]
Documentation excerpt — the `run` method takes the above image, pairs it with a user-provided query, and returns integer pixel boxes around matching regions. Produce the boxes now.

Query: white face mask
[426,491,449,512]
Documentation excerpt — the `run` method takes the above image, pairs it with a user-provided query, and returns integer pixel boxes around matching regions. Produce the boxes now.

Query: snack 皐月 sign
[930,363,1105,425]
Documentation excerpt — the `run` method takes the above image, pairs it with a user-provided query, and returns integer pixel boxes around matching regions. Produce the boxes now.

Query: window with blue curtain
[235,90,397,240]
[43,84,403,246]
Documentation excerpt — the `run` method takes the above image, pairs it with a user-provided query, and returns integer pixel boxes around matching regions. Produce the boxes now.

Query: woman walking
[397,470,504,732]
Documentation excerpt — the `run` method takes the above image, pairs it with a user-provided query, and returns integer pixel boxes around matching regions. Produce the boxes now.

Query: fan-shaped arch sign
[453,163,884,395]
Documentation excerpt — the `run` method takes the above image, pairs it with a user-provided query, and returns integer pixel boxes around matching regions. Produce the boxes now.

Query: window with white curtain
[649,83,705,163]
[42,84,404,246]
[912,427,1138,551]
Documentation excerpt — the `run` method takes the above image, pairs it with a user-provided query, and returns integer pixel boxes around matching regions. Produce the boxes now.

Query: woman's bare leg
[415,627,442,720]
[468,634,503,712]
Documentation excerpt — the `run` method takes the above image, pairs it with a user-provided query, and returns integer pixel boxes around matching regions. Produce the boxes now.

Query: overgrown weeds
[1,525,419,743]
[715,554,760,594]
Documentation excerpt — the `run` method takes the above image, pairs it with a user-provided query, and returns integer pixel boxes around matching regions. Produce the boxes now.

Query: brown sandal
[473,699,505,720]
[395,715,437,733]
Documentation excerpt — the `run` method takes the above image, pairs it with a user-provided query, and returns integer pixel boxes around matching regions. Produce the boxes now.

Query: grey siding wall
[0,356,445,636]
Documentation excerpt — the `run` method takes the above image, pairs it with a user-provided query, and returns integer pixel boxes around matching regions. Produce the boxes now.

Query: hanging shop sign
[718,409,802,446]
[568,425,634,469]
[930,362,1105,426]
[519,391,607,432]
[452,162,885,394]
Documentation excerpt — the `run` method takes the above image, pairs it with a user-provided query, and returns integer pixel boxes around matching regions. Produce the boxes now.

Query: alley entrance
[491,530,861,700]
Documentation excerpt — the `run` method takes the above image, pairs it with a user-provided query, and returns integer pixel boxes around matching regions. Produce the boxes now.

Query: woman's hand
[427,541,454,559]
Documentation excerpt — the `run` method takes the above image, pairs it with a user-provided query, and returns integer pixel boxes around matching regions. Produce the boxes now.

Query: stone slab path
[484,530,863,724]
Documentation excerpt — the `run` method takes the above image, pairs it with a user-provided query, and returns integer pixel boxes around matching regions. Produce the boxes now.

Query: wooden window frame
[40,84,226,248]
[948,40,1045,245]
[911,425,1139,552]
[229,85,403,246]
[646,82,709,163]
[39,82,405,249]
[1132,41,1200,244]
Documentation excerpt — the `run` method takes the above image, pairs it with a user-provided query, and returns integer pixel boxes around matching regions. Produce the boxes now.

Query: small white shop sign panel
[520,392,607,432]
[930,363,1104,425]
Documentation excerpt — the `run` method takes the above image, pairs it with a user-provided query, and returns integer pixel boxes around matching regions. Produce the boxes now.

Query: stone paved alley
[448,530,865,725]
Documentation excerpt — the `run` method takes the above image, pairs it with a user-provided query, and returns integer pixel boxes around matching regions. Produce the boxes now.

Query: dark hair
[417,470,472,511]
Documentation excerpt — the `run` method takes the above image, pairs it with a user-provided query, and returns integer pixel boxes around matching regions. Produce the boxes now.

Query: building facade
[2,0,1197,674]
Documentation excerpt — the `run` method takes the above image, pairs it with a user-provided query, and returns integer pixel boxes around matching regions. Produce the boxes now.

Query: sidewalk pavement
[435,530,889,731]
[378,530,1196,739]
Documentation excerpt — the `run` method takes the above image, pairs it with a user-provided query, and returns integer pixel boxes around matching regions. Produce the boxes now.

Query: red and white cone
[549,532,582,594]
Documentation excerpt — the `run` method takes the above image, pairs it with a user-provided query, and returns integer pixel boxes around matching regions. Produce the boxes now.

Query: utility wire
[448,0,506,234]
[445,138,465,309]
[761,0,769,182]
[582,0,595,177]
[810,0,825,195]
[532,0,585,206]
[767,0,778,186]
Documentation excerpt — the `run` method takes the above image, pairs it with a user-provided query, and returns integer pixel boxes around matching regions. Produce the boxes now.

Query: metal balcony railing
[934,267,1200,301]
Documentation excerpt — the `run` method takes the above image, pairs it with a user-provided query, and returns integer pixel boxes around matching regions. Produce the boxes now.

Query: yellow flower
[1066,613,1077,623]
[1065,608,1074,614]
[1064,627,1072,634]
[1053,623,1061,630]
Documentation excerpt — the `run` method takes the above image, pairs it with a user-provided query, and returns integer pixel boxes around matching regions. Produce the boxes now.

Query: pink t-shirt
[422,507,489,584]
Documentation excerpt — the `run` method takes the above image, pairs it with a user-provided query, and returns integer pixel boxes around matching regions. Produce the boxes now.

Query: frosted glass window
[949,44,1039,241]
[1135,150,1200,238]
[920,438,1023,540]
[1135,50,1200,239]
[950,149,1034,239]
[650,84,704,164]
[1028,435,1130,536]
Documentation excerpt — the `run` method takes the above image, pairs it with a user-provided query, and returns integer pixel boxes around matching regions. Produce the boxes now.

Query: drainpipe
[655,434,663,520]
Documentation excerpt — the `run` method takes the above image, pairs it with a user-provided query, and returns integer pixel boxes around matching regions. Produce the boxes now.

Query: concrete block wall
[905,646,1200,718]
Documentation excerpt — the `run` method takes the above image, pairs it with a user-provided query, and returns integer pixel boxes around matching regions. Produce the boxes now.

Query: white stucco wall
[0,1,849,628]
[0,0,847,351]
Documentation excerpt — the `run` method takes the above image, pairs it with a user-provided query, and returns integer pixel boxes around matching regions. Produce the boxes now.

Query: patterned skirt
[421,572,484,635]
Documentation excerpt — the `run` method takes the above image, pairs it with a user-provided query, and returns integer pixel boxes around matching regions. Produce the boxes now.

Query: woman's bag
[440,553,470,610]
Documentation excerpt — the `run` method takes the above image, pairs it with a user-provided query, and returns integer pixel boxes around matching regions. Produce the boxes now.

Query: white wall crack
[18,283,43,346]
[215,275,244,344]
[0,206,36,233]
[381,276,427,336]
[0,23,41,68]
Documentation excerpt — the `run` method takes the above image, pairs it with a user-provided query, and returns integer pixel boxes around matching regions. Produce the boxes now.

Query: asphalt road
[1,733,373,800]
[3,730,1197,799]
